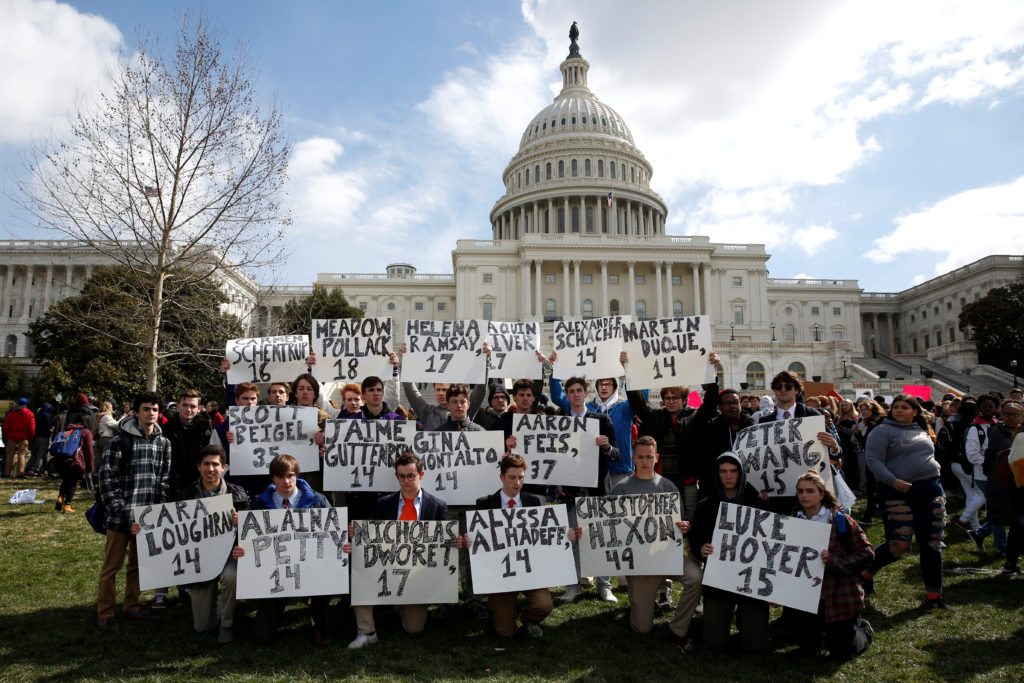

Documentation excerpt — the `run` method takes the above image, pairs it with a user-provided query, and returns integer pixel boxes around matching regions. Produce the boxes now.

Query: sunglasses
[771,383,795,391]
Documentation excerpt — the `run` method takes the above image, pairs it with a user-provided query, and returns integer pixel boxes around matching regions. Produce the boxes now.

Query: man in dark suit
[348,450,451,649]
[473,453,554,638]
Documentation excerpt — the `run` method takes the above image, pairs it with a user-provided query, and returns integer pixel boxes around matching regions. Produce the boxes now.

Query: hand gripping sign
[311,317,393,384]
[226,335,310,384]
[350,520,460,606]
[622,315,712,392]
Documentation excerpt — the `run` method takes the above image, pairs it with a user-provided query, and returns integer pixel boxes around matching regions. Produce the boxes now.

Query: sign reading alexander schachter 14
[575,492,685,577]
[552,315,630,380]
[322,419,415,492]
[227,405,320,477]
[225,335,310,384]
[402,319,488,384]
[350,520,460,606]
[311,317,393,385]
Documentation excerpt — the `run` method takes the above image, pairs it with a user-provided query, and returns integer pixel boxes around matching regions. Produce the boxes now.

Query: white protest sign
[134,495,236,591]
[236,507,349,599]
[350,520,460,606]
[225,335,310,384]
[311,317,393,384]
[512,414,600,488]
[575,493,685,577]
[467,504,577,593]
[702,502,830,613]
[322,419,414,492]
[402,319,487,384]
[227,405,320,477]
[414,431,504,505]
[622,316,712,391]
[486,321,543,379]
[732,416,833,497]
[552,316,630,380]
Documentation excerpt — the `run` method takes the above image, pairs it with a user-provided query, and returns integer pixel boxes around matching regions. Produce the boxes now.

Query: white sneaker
[559,585,580,603]
[597,585,618,604]
[524,622,544,638]
[656,588,673,610]
[347,632,378,649]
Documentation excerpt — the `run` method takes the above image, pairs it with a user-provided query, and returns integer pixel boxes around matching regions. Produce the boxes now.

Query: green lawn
[1,478,1021,682]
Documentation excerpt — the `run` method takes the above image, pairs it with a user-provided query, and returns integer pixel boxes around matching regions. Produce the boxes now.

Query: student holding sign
[398,342,491,431]
[212,382,266,499]
[288,373,329,491]
[437,385,486,433]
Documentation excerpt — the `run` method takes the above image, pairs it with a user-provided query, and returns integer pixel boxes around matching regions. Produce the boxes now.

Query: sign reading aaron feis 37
[552,315,630,380]
[732,416,833,497]
[311,317,393,384]
[622,315,712,391]
[402,319,488,384]
[512,414,600,488]
[350,520,460,606]
[322,419,415,492]
[227,405,320,477]
[575,493,685,577]
[225,335,310,384]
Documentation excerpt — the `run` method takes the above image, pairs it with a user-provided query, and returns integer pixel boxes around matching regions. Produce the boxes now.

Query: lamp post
[869,334,876,358]
[841,353,849,379]
[812,323,821,342]
[1012,359,1019,388]
[770,322,776,341]
[730,323,735,341]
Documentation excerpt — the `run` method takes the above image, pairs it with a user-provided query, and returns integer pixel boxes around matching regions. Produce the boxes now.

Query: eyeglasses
[771,383,795,391]
[596,381,615,388]
[396,473,419,481]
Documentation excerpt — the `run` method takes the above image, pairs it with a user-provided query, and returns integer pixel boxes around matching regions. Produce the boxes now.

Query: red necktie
[400,498,417,521]
[508,499,516,509]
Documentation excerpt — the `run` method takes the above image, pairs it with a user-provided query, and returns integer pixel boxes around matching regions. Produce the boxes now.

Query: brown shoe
[62,504,76,513]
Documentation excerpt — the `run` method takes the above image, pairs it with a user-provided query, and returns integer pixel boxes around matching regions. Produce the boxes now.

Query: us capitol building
[2,30,1020,396]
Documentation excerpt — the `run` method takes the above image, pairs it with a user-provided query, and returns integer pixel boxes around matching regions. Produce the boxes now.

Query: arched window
[535,164,540,182]
[558,160,565,178]
[524,169,529,186]
[636,300,647,321]
[5,334,18,357]
[784,323,796,342]
[746,361,766,390]
[610,162,616,179]
[571,159,578,176]
[545,299,557,322]
[787,362,806,380]
[582,299,594,319]
[584,159,591,176]
[557,208,566,233]
[546,162,552,180]
[597,160,604,177]
[631,167,636,183]
[673,300,683,317]
[610,299,620,316]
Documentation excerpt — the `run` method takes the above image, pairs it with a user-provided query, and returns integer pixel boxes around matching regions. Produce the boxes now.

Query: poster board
[512,414,600,488]
[575,493,685,577]
[227,405,320,477]
[311,317,393,384]
[402,319,488,384]
[622,316,712,391]
[322,419,414,492]
[486,321,543,379]
[350,520,460,605]
[413,431,504,505]
[552,316,630,380]
[225,335,309,384]
[732,416,833,497]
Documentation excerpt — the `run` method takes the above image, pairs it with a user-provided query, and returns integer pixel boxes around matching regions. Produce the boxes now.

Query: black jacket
[163,413,214,492]
[689,452,768,558]
[626,390,699,484]
[475,490,546,510]
[175,479,250,510]
[374,489,449,521]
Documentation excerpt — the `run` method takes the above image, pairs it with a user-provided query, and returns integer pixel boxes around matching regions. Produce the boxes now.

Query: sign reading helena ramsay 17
[402,319,488,384]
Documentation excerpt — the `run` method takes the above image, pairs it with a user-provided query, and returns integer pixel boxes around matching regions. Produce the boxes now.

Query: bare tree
[20,12,290,391]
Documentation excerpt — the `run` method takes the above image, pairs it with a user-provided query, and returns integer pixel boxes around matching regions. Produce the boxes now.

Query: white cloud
[865,176,1024,272]
[0,0,122,143]
[288,136,368,232]
[793,224,840,256]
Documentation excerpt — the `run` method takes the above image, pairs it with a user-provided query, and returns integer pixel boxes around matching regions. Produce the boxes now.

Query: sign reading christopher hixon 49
[225,335,310,384]
[552,315,631,380]
[486,321,543,379]
[702,502,830,613]
[322,419,414,492]
[413,430,504,505]
[236,507,350,599]
[732,416,833,497]
[134,494,236,591]
[402,319,488,384]
[311,317,393,384]
[622,315,712,391]
[512,414,600,488]
[575,493,685,577]
[227,405,320,477]
[350,520,460,606]
[467,504,577,594]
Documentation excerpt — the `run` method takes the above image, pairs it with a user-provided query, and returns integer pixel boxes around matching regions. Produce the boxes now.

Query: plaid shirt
[820,511,874,623]
[98,417,172,532]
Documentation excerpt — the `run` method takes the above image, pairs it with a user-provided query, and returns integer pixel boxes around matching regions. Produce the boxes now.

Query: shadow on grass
[920,626,1024,681]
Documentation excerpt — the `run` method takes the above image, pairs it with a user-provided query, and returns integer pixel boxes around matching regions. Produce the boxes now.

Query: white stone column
[520,205,526,237]
[691,263,700,315]
[547,199,554,234]
[573,260,582,316]
[532,203,538,235]
[18,266,30,321]
[609,201,618,234]
[665,261,674,316]
[521,260,531,318]
[887,314,895,354]
[564,197,570,232]
[562,259,571,316]
[266,305,273,333]
[600,260,609,316]
[2,266,14,320]
[43,265,53,311]
[702,264,711,316]
[580,196,586,232]
[654,261,663,318]
[627,261,636,316]
[597,198,604,234]
[534,259,543,318]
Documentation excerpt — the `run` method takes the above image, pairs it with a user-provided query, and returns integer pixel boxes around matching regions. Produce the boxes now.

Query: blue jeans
[871,478,946,594]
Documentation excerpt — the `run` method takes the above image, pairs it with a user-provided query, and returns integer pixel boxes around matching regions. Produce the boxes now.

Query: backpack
[49,428,83,459]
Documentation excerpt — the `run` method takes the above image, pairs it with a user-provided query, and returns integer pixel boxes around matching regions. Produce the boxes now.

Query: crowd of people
[3,348,1022,659]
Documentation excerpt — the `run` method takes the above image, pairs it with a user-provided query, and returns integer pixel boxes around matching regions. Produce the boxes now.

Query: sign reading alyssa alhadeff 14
[236,507,350,599]
[701,502,830,613]
[575,493,685,577]
[322,419,414,492]
[311,317,393,384]
[350,520,460,606]
[467,504,577,594]
[732,416,833,497]
[402,319,488,384]
[225,335,310,384]
[512,414,600,488]
[486,321,543,379]
[414,431,505,505]
[622,316,712,391]
[552,315,631,380]
[134,494,236,591]
[227,405,320,477]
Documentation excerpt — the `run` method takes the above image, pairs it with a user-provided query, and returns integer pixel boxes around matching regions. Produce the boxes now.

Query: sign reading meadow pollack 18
[225,335,310,384]
[552,315,631,380]
[486,321,542,379]
[622,315,712,391]
[322,419,415,492]
[575,493,685,577]
[227,405,320,477]
[467,504,578,594]
[236,507,350,599]
[512,414,600,488]
[350,520,460,606]
[733,415,833,497]
[402,319,488,384]
[413,431,505,505]
[311,317,393,384]
[134,494,236,591]
[701,502,830,613]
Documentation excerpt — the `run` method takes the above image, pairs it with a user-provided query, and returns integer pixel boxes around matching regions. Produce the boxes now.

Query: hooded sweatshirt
[751,396,775,422]
[689,451,769,556]
[865,417,940,486]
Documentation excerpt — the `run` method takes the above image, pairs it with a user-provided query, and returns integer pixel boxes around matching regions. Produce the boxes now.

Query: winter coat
[175,478,250,510]
[163,412,215,493]
[252,478,330,510]
[550,377,640,476]
[2,406,35,441]
[98,417,172,532]
[810,509,874,623]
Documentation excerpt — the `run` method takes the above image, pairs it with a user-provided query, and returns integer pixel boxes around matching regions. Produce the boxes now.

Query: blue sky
[2,0,1023,292]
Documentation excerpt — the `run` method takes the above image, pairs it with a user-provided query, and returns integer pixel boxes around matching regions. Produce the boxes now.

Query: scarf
[593,392,620,414]
[200,478,229,498]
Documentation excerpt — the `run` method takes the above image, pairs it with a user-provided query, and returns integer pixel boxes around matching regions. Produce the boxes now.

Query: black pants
[252,595,330,643]
[57,459,83,505]
[792,609,872,658]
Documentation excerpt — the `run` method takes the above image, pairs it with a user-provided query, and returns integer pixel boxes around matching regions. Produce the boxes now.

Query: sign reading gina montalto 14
[622,316,712,391]
[512,414,600,488]
[486,321,543,379]
[575,493,685,577]
[401,319,488,384]
[552,316,630,380]
[134,494,237,591]
[732,416,833,497]
[225,335,310,384]
[350,520,460,606]
[413,431,505,505]
[227,405,320,477]
[311,317,393,384]
[322,419,414,492]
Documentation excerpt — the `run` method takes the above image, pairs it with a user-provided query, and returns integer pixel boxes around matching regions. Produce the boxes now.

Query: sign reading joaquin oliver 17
[227,405,320,476]
[622,316,712,391]
[414,431,504,505]
[134,495,236,590]
[236,507,350,599]
[402,319,487,384]
[322,419,415,492]
[311,317,393,384]
[552,315,631,380]
[225,335,309,384]
[701,502,829,613]
[512,414,600,488]
[350,520,460,606]
[732,416,833,497]
[575,493,685,577]
[486,321,542,379]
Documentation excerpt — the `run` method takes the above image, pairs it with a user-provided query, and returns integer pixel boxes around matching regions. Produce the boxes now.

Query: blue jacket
[252,477,330,510]
[549,377,642,475]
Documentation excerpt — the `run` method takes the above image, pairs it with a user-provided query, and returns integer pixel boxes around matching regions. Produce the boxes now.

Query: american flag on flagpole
[144,186,160,198]
[606,191,614,207]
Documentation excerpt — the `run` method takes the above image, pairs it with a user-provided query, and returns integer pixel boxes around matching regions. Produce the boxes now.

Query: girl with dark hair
[288,373,329,490]
[855,398,886,523]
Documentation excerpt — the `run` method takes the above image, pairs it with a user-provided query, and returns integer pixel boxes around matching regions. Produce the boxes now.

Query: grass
[1,477,1022,682]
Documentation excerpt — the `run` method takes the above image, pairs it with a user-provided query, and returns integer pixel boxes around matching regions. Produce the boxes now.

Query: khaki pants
[190,558,238,632]
[353,604,429,635]
[4,439,29,476]
[626,559,703,638]
[96,530,140,623]
[487,588,553,638]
